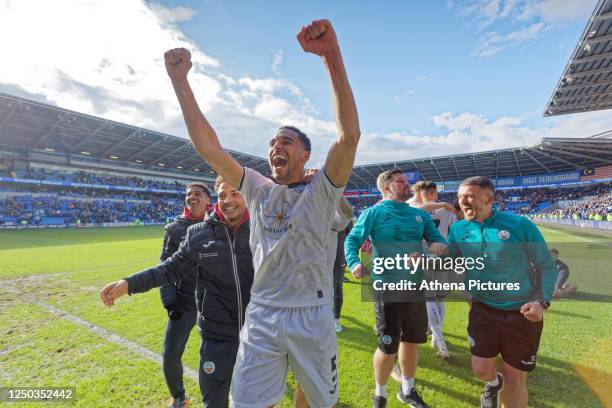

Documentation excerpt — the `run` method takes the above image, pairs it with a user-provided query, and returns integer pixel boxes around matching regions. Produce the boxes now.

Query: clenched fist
[351,263,368,279]
[100,279,129,307]
[297,19,339,57]
[164,48,193,81]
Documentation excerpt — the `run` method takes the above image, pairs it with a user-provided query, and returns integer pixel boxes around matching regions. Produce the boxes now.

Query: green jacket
[345,200,446,284]
[448,208,557,310]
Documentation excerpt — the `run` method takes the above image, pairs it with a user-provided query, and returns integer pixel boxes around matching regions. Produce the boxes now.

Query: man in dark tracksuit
[160,182,211,408]
[100,179,253,408]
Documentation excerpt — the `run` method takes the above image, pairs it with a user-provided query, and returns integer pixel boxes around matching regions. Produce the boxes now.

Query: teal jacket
[448,208,557,310]
[345,200,447,284]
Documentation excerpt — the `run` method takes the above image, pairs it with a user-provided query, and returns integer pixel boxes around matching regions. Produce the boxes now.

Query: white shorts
[230,302,338,408]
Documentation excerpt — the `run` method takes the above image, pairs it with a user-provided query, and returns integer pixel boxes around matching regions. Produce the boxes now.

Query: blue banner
[405,171,421,184]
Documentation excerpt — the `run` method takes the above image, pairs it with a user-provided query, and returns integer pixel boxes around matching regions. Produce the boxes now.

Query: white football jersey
[239,167,344,307]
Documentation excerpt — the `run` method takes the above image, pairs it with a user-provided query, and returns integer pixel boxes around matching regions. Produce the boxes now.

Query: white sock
[486,373,500,387]
[375,383,387,397]
[401,377,414,395]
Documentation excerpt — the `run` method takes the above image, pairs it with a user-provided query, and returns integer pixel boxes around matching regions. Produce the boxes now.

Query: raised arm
[297,20,360,187]
[165,48,243,187]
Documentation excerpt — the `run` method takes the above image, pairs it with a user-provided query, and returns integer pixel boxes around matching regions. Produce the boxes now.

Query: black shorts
[467,302,543,372]
[374,296,427,354]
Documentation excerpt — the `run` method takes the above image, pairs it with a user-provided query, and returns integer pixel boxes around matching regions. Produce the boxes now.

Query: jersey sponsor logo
[203,361,216,374]
[467,335,475,348]
[382,335,393,345]
[497,230,510,240]
[415,215,423,223]
[198,252,218,259]
[202,240,215,248]
[263,202,291,235]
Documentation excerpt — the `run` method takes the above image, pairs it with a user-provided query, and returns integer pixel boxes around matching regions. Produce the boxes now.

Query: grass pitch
[0,224,610,407]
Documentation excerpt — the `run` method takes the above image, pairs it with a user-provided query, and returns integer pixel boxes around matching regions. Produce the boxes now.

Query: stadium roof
[0,92,270,178]
[2,92,612,190]
[544,0,612,116]
[348,135,612,188]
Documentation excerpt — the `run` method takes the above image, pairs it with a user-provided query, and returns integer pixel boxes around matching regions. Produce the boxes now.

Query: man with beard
[100,177,253,408]
[449,176,557,408]
[161,19,360,408]
[345,169,447,408]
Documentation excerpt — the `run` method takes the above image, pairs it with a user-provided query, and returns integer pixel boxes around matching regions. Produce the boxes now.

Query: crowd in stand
[1,163,193,191]
[533,192,612,221]
[1,160,611,226]
[0,194,183,225]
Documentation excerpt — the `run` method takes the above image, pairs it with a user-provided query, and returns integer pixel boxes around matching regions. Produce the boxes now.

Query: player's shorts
[374,294,427,354]
[467,301,543,372]
[230,302,338,408]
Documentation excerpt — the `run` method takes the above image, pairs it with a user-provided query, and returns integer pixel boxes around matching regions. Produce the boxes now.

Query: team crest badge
[467,335,475,348]
[382,335,392,345]
[497,230,510,240]
[415,215,423,223]
[203,361,216,374]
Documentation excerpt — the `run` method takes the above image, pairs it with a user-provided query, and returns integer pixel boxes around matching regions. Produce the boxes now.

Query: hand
[303,169,318,184]
[429,243,448,256]
[443,202,455,212]
[166,302,184,321]
[164,48,193,81]
[297,19,339,57]
[100,280,129,307]
[351,263,368,279]
[520,301,544,322]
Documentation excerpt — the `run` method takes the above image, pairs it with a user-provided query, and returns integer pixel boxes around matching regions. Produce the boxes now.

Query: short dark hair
[278,125,311,152]
[460,176,495,194]
[550,248,559,255]
[186,182,211,199]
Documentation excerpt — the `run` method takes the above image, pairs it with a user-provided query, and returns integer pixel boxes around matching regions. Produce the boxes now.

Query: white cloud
[148,3,197,23]
[473,22,546,57]
[271,50,283,75]
[354,109,612,165]
[451,0,595,57]
[0,0,339,164]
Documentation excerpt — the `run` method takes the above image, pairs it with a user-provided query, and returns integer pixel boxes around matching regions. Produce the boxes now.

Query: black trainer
[397,387,431,407]
[481,372,504,408]
[372,395,387,408]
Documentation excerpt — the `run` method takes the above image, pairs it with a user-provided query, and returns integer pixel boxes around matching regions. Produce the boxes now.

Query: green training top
[448,208,558,310]
[345,199,446,284]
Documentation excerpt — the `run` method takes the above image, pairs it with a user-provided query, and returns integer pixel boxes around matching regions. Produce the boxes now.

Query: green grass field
[0,224,610,407]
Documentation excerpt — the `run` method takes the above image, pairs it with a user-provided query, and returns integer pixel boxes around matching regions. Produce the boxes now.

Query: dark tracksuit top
[127,212,254,341]
[160,215,199,310]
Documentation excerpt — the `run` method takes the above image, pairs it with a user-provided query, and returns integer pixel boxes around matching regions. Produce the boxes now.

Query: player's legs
[471,355,498,382]
[231,303,289,408]
[500,361,527,408]
[162,308,197,401]
[397,342,418,378]
[286,305,338,408]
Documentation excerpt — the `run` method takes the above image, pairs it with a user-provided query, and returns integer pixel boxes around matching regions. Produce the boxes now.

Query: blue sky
[1,0,609,165]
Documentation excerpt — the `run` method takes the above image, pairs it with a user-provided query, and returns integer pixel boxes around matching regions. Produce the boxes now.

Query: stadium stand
[1,92,612,228]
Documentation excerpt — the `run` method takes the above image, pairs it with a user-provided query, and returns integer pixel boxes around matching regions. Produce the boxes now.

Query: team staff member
[345,169,447,408]
[100,178,253,408]
[160,182,211,408]
[448,176,558,408]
